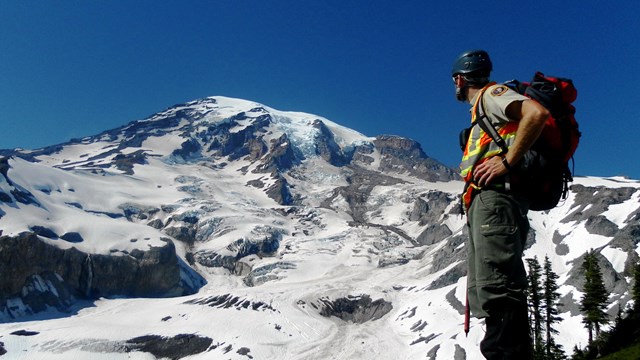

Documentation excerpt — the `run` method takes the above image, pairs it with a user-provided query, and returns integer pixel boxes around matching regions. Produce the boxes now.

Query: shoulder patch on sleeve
[490,85,508,96]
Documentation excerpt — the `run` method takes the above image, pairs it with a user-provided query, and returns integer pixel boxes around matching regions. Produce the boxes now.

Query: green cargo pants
[466,189,530,319]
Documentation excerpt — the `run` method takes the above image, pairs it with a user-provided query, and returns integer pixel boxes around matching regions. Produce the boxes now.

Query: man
[453,49,549,359]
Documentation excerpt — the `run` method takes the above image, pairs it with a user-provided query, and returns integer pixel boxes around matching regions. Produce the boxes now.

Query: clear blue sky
[1,1,638,178]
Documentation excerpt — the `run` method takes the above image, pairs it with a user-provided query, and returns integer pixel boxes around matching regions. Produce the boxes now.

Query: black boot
[480,308,533,360]
[480,316,503,360]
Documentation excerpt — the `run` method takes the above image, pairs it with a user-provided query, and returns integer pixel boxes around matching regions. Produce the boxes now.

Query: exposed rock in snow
[318,294,393,323]
[0,232,200,319]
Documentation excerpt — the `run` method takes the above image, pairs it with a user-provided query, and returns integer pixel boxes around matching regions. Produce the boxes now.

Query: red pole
[464,290,470,337]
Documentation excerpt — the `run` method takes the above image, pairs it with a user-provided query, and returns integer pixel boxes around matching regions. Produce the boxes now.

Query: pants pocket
[480,223,520,281]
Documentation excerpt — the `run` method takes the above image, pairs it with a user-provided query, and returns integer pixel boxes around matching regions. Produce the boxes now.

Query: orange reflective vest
[460,83,519,210]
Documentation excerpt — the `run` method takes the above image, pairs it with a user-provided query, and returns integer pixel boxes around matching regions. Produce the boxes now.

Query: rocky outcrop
[170,138,202,161]
[193,226,283,279]
[328,166,404,222]
[416,224,452,246]
[206,113,273,161]
[53,333,215,359]
[318,294,393,323]
[428,233,467,290]
[265,175,294,205]
[563,185,638,224]
[0,158,39,207]
[585,215,619,237]
[186,293,278,312]
[122,334,213,359]
[0,232,199,319]
[373,135,459,182]
[313,120,349,166]
[611,223,640,273]
[411,191,455,245]
[243,261,297,287]
[254,134,299,173]
[113,150,149,174]
[0,156,10,183]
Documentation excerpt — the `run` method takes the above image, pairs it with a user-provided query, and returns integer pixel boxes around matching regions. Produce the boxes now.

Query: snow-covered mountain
[0,96,638,359]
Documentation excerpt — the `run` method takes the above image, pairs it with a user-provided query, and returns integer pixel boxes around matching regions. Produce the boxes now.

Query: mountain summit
[0,96,638,359]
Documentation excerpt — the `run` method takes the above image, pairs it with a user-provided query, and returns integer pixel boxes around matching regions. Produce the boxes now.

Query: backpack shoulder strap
[474,91,509,155]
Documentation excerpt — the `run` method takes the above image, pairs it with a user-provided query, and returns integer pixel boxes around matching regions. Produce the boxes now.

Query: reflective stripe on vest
[459,83,519,209]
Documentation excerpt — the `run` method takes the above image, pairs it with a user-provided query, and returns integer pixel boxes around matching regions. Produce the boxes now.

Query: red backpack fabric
[506,72,581,210]
[511,72,580,162]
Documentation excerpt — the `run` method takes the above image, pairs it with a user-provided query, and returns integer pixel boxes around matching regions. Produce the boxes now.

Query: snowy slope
[0,96,639,359]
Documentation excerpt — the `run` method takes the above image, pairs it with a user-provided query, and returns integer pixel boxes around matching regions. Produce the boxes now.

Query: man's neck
[466,87,482,105]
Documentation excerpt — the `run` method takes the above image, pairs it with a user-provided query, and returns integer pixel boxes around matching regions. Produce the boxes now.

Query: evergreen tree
[543,256,566,359]
[571,345,586,360]
[571,259,640,359]
[579,250,609,347]
[527,256,545,358]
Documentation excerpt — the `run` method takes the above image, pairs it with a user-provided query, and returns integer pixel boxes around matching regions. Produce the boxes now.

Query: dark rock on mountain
[428,262,466,290]
[446,288,465,315]
[427,232,467,290]
[243,261,297,286]
[0,157,39,206]
[351,142,376,165]
[585,215,619,237]
[564,185,638,223]
[29,225,59,239]
[373,135,459,182]
[147,218,165,229]
[611,222,640,273]
[164,224,197,244]
[430,233,467,274]
[10,187,39,206]
[329,166,404,223]
[264,175,293,205]
[0,232,199,319]
[254,134,300,174]
[411,191,454,225]
[0,157,10,183]
[10,330,39,336]
[113,150,149,175]
[454,345,467,360]
[123,334,213,360]
[412,191,455,245]
[245,138,269,162]
[319,294,393,323]
[313,120,349,166]
[192,226,283,279]
[416,224,452,246]
[206,113,273,161]
[410,198,429,222]
[186,293,277,312]
[171,139,202,161]
[0,190,11,204]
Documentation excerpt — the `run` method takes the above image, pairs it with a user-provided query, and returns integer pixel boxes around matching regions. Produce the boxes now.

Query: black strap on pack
[474,92,509,155]
[473,90,512,192]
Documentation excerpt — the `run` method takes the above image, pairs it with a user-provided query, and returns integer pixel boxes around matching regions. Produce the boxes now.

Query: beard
[456,86,467,102]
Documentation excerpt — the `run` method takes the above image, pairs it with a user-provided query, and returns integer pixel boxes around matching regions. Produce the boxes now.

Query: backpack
[476,72,581,211]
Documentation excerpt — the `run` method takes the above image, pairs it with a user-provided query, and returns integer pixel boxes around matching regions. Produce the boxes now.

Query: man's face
[453,74,467,102]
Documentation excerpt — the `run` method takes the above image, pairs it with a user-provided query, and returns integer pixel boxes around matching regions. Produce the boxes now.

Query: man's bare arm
[473,99,549,187]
